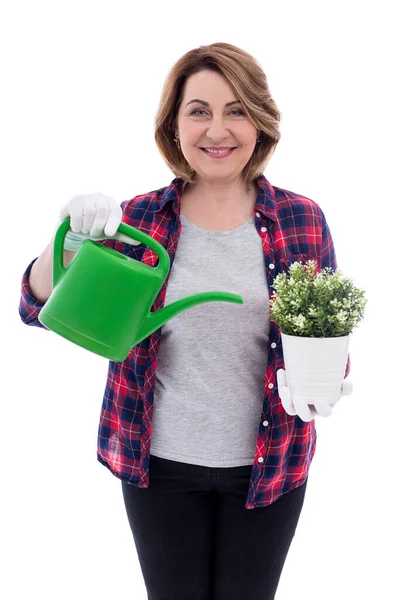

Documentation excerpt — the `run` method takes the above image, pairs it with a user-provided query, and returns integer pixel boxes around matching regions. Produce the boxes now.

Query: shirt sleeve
[18,258,49,329]
[320,209,351,380]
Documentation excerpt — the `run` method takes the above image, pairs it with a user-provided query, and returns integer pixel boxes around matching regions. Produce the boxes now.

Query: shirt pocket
[277,252,313,274]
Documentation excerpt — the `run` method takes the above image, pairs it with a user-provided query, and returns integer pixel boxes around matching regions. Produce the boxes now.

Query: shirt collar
[157,174,277,222]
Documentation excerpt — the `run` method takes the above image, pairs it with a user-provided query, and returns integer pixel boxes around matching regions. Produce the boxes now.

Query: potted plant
[269,259,367,421]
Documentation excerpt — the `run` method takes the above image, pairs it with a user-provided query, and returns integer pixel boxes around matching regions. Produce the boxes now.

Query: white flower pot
[280,332,351,406]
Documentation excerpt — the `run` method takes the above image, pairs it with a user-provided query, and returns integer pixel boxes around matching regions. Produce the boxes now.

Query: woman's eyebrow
[185,99,241,108]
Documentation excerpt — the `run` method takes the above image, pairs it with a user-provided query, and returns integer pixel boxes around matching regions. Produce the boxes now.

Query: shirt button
[256,211,261,217]
[268,383,274,389]
[271,342,277,348]
[263,420,269,427]
[261,226,267,232]
[269,263,275,269]
[258,457,264,463]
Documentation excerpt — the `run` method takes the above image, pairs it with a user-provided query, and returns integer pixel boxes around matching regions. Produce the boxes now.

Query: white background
[2,0,399,598]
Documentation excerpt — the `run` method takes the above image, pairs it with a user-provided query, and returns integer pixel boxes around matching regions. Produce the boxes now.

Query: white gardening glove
[277,368,353,422]
[57,192,141,251]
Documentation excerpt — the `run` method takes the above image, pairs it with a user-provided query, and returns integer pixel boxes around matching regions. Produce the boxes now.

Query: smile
[200,148,237,158]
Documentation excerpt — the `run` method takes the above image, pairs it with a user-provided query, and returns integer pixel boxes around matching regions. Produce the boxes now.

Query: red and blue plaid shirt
[19,173,350,509]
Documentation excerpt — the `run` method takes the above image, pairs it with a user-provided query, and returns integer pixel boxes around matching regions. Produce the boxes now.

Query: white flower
[269,260,367,337]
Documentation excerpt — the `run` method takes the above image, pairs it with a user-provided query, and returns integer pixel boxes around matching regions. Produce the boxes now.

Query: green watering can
[38,217,244,362]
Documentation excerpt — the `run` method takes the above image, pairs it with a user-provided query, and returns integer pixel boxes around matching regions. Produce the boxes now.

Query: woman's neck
[181,181,258,211]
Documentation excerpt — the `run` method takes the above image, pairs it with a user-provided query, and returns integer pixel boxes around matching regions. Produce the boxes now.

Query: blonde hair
[154,42,282,193]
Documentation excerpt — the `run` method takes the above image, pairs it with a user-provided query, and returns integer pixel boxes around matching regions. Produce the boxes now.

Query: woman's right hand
[57,192,141,250]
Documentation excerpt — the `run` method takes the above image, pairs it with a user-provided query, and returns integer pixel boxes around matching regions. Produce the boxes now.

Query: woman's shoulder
[121,178,180,215]
[272,184,323,216]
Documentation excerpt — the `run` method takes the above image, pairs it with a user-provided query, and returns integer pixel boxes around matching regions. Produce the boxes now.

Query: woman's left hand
[276,368,354,422]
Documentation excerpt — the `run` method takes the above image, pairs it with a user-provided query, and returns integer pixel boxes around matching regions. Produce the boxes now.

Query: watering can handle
[53,217,171,289]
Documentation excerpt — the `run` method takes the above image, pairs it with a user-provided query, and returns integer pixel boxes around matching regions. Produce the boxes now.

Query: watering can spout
[136,291,244,344]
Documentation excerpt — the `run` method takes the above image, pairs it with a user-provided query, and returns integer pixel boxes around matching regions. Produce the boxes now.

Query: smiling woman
[154,42,282,199]
[18,41,341,600]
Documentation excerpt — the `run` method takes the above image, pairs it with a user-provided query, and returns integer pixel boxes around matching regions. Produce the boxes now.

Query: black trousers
[121,454,308,600]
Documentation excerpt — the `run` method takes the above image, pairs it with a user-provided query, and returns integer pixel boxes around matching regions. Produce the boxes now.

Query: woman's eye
[190,109,245,116]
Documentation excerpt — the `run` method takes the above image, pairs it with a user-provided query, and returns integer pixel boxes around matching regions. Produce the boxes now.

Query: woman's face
[175,69,259,185]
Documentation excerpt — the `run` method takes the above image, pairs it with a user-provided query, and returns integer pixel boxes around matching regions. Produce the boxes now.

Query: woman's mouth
[200,147,237,158]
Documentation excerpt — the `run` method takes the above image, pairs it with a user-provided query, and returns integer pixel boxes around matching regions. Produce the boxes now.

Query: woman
[19,42,350,600]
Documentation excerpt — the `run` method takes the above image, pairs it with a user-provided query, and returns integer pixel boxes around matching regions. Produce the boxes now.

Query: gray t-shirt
[150,213,271,467]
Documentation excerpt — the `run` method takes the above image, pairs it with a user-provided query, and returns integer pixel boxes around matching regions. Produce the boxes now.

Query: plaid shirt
[19,174,350,509]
